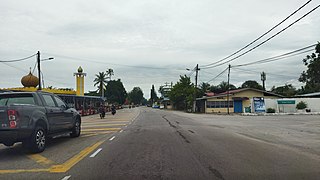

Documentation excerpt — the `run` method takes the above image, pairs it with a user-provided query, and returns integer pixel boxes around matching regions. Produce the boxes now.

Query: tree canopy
[150,85,158,103]
[271,84,296,97]
[93,71,108,97]
[299,42,320,93]
[241,80,263,90]
[128,87,144,105]
[168,75,194,110]
[209,81,237,94]
[105,79,127,104]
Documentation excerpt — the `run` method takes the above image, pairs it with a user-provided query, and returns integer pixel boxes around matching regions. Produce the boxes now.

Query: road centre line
[90,148,103,158]
[109,136,115,141]
[81,128,121,131]
[61,175,71,180]
[82,121,129,124]
[82,124,126,127]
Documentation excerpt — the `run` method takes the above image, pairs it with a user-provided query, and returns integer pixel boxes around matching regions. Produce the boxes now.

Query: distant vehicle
[152,105,160,108]
[0,91,81,153]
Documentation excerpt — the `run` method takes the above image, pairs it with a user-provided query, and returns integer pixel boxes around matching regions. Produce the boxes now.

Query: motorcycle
[100,111,105,119]
[111,108,116,115]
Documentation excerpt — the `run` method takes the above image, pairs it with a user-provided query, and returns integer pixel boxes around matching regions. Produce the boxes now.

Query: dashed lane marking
[109,136,115,141]
[89,148,102,158]
[82,124,127,127]
[81,128,121,132]
[61,175,71,180]
[0,141,105,174]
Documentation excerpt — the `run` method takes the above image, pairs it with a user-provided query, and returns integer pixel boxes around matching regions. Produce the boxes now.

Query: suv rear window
[0,94,36,106]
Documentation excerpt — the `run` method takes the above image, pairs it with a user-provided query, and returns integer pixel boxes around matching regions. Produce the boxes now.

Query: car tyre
[70,119,81,138]
[25,126,46,153]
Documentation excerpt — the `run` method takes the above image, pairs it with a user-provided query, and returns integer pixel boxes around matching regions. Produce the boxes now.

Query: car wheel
[70,119,81,138]
[26,126,46,153]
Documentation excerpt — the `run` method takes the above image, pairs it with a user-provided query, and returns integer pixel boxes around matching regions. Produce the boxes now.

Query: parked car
[0,91,81,153]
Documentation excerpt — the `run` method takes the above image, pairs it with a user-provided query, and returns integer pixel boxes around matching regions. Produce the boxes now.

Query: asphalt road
[1,107,319,180]
[70,108,320,180]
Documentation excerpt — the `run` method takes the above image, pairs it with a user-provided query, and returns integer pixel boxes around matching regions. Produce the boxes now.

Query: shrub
[267,108,275,113]
[296,101,307,110]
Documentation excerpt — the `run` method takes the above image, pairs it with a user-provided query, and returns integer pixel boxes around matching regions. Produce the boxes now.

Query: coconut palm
[106,68,114,80]
[93,72,108,97]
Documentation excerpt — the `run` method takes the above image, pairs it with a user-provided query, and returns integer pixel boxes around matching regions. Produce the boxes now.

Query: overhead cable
[233,44,316,67]
[201,2,319,69]
[206,67,229,83]
[0,53,37,63]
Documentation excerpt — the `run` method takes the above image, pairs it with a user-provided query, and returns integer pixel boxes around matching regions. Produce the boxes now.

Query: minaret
[74,66,86,96]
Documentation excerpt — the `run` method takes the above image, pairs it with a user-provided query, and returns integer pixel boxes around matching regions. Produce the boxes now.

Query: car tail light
[7,110,18,128]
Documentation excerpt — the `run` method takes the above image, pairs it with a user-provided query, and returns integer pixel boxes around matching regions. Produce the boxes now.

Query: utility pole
[227,64,231,115]
[261,71,266,91]
[37,51,41,90]
[193,64,200,113]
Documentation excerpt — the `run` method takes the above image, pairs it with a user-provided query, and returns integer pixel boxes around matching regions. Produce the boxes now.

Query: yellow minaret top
[74,66,87,96]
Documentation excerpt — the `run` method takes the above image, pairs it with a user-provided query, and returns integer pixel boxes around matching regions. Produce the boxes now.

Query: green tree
[106,68,114,80]
[105,79,127,104]
[241,80,264,90]
[93,72,108,97]
[128,87,144,105]
[271,84,296,97]
[199,82,210,96]
[168,75,194,110]
[299,42,320,93]
[150,85,158,104]
[210,81,237,94]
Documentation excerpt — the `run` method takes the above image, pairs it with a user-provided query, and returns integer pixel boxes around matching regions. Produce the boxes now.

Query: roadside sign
[277,100,295,104]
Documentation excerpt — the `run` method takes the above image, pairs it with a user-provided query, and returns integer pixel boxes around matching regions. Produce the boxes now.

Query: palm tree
[106,68,114,80]
[93,72,108,97]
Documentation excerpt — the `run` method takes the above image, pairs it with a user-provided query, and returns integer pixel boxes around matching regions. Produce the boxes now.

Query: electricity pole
[193,64,200,113]
[261,71,266,91]
[227,64,231,115]
[37,51,41,90]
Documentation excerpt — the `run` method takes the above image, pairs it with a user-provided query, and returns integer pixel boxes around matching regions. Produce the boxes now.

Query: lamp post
[186,64,200,112]
[37,51,54,90]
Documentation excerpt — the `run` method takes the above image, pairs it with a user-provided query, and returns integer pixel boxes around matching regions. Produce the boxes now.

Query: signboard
[277,100,295,104]
[253,97,265,113]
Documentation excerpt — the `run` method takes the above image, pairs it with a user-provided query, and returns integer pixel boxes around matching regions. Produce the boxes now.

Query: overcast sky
[0,0,319,98]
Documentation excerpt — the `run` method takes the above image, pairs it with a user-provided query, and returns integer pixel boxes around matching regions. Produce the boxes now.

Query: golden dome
[78,66,83,73]
[21,71,39,88]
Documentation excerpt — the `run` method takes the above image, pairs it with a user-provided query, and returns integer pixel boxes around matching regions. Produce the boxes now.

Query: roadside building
[196,88,282,114]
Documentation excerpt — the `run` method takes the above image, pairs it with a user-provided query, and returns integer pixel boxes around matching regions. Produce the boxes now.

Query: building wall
[205,90,280,113]
[266,98,320,113]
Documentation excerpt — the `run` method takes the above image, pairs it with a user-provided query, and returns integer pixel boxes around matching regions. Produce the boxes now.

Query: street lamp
[37,50,54,90]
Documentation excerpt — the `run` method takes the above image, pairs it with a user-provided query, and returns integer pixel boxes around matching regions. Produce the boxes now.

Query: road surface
[1,107,319,180]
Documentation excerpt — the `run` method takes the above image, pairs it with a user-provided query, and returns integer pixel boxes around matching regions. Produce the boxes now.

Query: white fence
[265,98,320,113]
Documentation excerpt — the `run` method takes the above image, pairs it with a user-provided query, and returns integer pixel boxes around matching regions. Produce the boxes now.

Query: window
[0,94,36,106]
[42,94,56,107]
[207,101,233,108]
[54,96,66,108]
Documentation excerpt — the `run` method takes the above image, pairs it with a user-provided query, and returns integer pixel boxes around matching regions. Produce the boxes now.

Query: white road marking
[90,148,103,158]
[109,136,116,141]
[119,130,123,133]
[61,175,71,180]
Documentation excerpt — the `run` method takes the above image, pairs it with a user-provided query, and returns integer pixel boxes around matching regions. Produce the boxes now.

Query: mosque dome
[21,71,39,88]
[78,66,83,73]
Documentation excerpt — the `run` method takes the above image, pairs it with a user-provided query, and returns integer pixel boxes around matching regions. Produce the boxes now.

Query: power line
[43,52,185,71]
[232,67,297,79]
[206,67,229,83]
[233,44,316,67]
[0,62,27,73]
[0,53,37,63]
[201,2,320,69]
